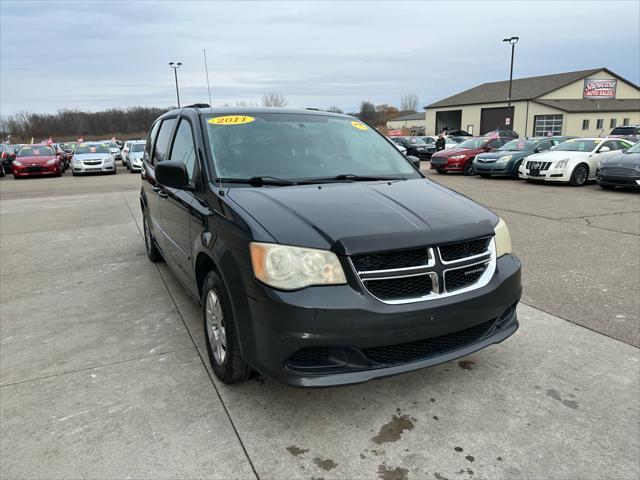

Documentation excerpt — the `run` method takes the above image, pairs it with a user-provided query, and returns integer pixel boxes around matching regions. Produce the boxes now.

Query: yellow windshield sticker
[208,115,255,125]
[351,121,368,131]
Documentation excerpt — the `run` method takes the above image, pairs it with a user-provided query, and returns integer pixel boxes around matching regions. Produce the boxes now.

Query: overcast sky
[1,0,639,116]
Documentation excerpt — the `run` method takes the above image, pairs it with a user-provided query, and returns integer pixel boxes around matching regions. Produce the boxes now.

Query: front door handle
[152,185,168,198]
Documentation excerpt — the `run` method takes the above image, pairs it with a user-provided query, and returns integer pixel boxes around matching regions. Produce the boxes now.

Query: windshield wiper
[302,174,406,183]
[219,176,298,186]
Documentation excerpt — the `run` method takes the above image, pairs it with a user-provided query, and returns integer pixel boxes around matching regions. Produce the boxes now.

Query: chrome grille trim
[350,239,497,304]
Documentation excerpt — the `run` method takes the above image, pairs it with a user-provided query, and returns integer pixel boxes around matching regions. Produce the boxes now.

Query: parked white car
[126,140,146,172]
[387,138,407,155]
[421,135,460,149]
[518,137,634,186]
[70,142,116,175]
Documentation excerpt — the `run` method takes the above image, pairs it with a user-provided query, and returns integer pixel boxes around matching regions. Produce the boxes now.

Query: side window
[537,140,552,151]
[169,119,197,183]
[152,118,177,164]
[600,140,616,151]
[144,121,161,165]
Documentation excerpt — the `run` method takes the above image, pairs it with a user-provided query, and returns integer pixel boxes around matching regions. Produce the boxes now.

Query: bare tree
[358,101,377,125]
[400,94,419,113]
[327,106,343,114]
[236,100,258,107]
[262,92,288,108]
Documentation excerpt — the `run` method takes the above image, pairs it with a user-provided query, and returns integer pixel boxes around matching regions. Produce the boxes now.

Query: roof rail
[184,103,210,109]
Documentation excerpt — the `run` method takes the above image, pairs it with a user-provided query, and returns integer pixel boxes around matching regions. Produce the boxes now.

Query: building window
[623,118,630,126]
[610,119,617,128]
[582,119,590,130]
[533,115,563,137]
[596,119,604,129]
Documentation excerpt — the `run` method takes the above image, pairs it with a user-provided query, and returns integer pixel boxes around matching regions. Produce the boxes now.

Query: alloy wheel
[206,289,227,364]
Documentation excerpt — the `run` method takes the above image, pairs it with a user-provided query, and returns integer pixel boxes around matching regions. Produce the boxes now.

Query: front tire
[569,164,589,187]
[143,213,163,263]
[202,271,252,384]
[464,160,475,176]
[512,161,522,179]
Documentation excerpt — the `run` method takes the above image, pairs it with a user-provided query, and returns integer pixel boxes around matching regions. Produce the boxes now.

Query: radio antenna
[203,48,213,108]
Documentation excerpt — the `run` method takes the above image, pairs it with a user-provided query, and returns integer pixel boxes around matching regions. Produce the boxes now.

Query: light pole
[168,62,182,108]
[502,36,519,124]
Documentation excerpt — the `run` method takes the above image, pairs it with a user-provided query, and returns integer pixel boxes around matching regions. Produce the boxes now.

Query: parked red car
[430,137,510,175]
[12,144,64,179]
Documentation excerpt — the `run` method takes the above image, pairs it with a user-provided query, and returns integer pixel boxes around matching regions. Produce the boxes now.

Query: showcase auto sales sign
[583,79,617,98]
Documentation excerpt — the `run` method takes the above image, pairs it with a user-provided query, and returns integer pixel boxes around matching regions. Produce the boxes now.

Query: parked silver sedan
[126,141,146,172]
[70,142,117,175]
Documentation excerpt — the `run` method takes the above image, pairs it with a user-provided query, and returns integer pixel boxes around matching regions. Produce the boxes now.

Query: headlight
[13,160,23,166]
[497,155,513,163]
[46,158,57,165]
[494,218,512,258]
[555,159,568,169]
[250,242,346,290]
[450,155,466,160]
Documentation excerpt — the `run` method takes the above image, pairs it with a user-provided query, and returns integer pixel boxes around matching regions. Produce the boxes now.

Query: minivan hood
[228,179,497,254]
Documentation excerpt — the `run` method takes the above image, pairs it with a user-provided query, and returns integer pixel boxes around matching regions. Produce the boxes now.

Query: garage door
[480,107,514,134]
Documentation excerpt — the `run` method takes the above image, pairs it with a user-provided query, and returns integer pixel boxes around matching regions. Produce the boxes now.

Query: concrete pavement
[1,168,638,479]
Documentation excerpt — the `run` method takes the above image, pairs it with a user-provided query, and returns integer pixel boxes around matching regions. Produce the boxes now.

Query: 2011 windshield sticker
[351,121,368,131]
[208,115,255,125]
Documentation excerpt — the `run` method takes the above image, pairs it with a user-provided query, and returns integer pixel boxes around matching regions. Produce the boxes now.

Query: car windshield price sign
[583,79,617,98]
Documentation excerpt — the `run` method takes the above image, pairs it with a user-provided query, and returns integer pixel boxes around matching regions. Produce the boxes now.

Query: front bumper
[473,161,515,176]
[13,165,59,176]
[597,174,640,188]
[236,254,522,387]
[72,162,116,174]
[430,158,466,171]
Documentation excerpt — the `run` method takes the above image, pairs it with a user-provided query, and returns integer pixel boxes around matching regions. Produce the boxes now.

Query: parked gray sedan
[70,142,117,175]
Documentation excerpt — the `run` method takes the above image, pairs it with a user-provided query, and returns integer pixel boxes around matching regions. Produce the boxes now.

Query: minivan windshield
[203,113,419,182]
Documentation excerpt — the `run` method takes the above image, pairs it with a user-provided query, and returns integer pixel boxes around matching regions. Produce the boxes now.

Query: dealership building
[424,68,640,137]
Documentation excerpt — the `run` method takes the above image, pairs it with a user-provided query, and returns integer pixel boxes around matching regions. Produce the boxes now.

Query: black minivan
[140,106,522,387]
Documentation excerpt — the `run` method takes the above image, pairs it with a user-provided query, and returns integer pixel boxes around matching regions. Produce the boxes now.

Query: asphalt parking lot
[1,165,638,480]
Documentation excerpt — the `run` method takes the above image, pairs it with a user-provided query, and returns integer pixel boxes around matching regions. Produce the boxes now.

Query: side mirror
[155,160,191,190]
[599,146,610,152]
[407,155,421,169]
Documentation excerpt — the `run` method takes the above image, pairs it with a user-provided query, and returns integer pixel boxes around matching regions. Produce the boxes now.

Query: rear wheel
[569,164,588,187]
[202,271,252,384]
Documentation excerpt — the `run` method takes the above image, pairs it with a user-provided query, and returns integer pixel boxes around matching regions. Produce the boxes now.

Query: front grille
[352,248,431,271]
[26,166,44,173]
[445,262,489,291]
[83,160,101,166]
[439,237,491,262]
[363,318,495,365]
[364,274,433,301]
[600,167,636,176]
[526,161,552,170]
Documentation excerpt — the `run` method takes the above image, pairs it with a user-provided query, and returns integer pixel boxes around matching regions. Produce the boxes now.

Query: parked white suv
[518,137,634,186]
